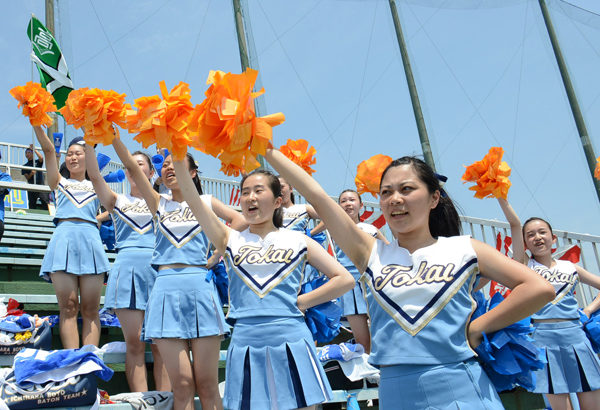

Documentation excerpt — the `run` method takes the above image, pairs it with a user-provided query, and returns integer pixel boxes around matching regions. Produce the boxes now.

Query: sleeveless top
[151,194,212,267]
[335,222,378,279]
[529,259,579,320]
[54,177,99,224]
[224,228,307,320]
[111,194,155,250]
[282,204,310,232]
[361,235,480,366]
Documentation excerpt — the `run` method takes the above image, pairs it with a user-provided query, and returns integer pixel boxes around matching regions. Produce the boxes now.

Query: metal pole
[232,0,266,168]
[388,0,436,171]
[45,0,59,145]
[538,0,600,203]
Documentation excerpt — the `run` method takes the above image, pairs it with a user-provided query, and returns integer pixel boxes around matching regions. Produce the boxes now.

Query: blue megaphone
[152,154,164,177]
[96,153,111,172]
[103,169,125,183]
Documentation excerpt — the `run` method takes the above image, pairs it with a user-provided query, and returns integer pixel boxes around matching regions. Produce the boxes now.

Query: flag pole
[538,0,600,203]
[45,0,59,147]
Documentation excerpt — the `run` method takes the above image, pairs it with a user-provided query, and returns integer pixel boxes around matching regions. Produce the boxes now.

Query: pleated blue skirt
[531,320,600,394]
[104,248,156,310]
[40,220,110,282]
[338,281,368,316]
[224,316,333,410]
[141,266,228,341]
[379,359,503,410]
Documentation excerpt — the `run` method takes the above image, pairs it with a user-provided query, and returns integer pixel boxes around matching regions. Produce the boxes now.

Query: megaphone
[96,153,111,172]
[103,169,125,183]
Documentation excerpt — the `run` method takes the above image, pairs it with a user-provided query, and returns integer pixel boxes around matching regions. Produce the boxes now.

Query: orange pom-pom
[355,154,393,197]
[127,81,194,160]
[9,82,57,127]
[462,147,512,200]
[595,157,600,180]
[59,88,127,145]
[279,139,317,176]
[188,69,285,174]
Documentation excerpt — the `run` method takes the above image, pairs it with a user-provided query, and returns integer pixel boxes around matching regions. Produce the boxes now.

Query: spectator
[22,144,49,210]
[0,152,12,242]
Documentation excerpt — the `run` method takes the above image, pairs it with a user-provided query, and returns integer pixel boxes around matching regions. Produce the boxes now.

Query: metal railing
[1,141,598,305]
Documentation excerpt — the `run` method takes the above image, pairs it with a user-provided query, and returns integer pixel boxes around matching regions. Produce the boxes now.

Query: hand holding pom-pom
[355,154,393,197]
[279,139,317,176]
[595,156,600,180]
[126,81,194,160]
[10,82,57,127]
[462,147,511,200]
[60,88,128,146]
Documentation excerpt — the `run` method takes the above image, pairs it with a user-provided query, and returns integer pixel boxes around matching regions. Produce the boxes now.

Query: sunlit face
[523,220,556,258]
[379,165,439,237]
[126,154,153,186]
[278,177,293,205]
[339,191,362,223]
[162,155,195,190]
[241,174,282,226]
[66,144,85,174]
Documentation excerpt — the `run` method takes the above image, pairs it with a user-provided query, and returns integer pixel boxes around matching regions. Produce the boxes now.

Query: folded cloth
[14,346,113,384]
[472,292,546,392]
[578,308,600,353]
[337,353,380,383]
[98,308,120,327]
[110,392,174,410]
[318,342,365,363]
[0,315,33,333]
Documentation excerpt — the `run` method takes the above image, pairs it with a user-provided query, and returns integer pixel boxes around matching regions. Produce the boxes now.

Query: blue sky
[2,0,600,236]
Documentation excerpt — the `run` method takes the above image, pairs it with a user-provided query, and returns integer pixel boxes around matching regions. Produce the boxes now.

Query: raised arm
[265,148,375,272]
[173,159,231,254]
[497,198,526,264]
[33,126,59,190]
[468,238,555,347]
[84,144,117,212]
[112,134,160,215]
[211,197,247,232]
[297,237,355,311]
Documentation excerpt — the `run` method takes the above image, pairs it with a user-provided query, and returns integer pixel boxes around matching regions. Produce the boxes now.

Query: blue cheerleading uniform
[222,228,333,410]
[40,177,110,282]
[361,236,502,409]
[141,194,227,341]
[103,194,156,311]
[335,222,377,316]
[528,258,600,394]
[282,204,310,232]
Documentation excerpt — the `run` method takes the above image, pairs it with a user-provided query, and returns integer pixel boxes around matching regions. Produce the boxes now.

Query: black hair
[185,153,203,195]
[241,170,283,228]
[276,175,295,204]
[522,217,553,237]
[338,189,362,204]
[379,156,461,238]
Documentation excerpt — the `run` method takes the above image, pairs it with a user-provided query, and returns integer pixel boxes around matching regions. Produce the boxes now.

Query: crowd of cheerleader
[11,77,600,410]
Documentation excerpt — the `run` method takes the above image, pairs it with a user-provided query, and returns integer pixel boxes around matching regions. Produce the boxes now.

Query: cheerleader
[266,149,555,409]
[279,176,320,234]
[33,126,110,349]
[332,189,387,353]
[112,135,246,410]
[172,160,355,410]
[498,198,600,410]
[83,144,169,392]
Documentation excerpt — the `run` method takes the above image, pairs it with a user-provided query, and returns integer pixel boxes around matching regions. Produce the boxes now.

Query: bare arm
[577,265,600,317]
[266,148,375,272]
[310,220,326,237]
[497,198,526,264]
[33,126,59,190]
[467,238,555,347]
[211,197,248,232]
[173,159,231,254]
[112,134,160,215]
[84,144,117,212]
[34,147,44,162]
[306,204,319,220]
[375,228,389,244]
[297,237,355,311]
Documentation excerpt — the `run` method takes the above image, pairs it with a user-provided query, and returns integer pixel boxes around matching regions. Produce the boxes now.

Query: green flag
[27,15,73,110]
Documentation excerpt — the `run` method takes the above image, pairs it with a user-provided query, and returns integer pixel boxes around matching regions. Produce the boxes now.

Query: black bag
[0,370,97,409]
[323,360,378,390]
